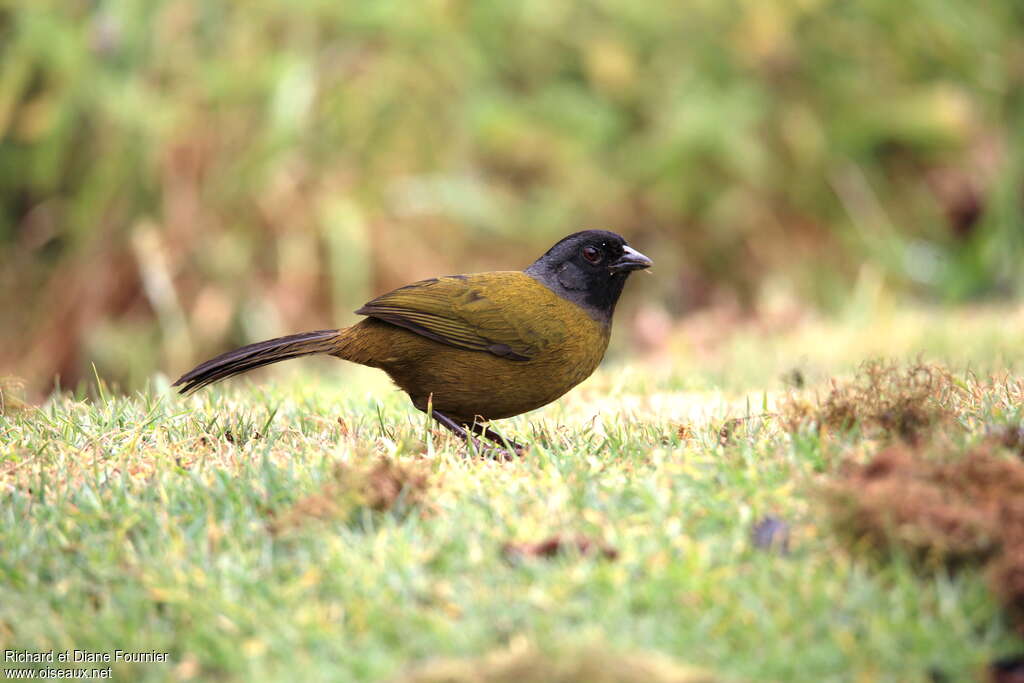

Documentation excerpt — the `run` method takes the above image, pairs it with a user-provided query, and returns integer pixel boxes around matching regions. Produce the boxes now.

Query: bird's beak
[609,245,653,273]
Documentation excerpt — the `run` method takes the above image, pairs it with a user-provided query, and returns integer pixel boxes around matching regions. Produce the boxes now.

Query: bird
[173,229,652,452]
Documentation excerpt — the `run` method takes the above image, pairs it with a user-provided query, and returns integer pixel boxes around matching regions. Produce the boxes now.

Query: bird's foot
[468,419,525,459]
[471,422,525,457]
[429,410,526,459]
[469,439,524,462]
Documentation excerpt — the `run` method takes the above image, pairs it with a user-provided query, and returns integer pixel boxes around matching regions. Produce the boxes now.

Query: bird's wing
[354,273,545,361]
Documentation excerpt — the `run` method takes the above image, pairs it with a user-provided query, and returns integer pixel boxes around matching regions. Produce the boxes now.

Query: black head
[524,229,652,324]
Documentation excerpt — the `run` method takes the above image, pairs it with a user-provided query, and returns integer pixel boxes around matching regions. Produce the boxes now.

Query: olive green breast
[333,272,610,422]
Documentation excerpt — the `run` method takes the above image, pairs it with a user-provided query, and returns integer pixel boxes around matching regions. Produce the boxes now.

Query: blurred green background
[2,0,1023,395]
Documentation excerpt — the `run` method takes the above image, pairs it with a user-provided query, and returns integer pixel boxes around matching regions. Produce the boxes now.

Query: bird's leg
[429,410,523,458]
[429,410,471,441]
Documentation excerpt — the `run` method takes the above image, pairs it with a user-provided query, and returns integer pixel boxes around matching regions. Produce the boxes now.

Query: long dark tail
[173,329,341,394]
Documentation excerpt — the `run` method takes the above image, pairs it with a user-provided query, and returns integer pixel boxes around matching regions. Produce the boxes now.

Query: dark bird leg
[430,410,524,457]
[429,410,471,440]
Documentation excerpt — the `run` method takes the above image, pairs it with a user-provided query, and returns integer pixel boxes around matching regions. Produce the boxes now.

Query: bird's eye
[582,246,602,264]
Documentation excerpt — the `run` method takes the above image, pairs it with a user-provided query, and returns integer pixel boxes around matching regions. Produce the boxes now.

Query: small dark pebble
[751,516,791,554]
[782,367,806,389]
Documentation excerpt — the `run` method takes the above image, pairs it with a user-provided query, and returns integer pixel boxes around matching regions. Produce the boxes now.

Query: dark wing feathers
[355,274,539,360]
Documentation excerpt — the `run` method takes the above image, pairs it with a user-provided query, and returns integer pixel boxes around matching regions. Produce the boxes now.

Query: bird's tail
[173,329,342,394]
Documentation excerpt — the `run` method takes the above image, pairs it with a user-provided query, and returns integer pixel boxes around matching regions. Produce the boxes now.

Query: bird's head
[525,229,652,324]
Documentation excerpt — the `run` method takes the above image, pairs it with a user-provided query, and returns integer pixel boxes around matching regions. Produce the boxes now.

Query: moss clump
[824,441,1024,632]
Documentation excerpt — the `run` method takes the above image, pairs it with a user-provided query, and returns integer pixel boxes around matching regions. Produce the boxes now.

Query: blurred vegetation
[2,0,1023,393]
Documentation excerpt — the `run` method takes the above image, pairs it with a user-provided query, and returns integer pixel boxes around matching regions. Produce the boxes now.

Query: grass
[3,305,1024,682]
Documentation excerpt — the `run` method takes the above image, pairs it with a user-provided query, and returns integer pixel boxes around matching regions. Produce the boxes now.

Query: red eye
[582,246,602,264]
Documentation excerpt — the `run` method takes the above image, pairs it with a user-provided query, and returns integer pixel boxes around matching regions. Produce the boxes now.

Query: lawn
[2,304,1024,682]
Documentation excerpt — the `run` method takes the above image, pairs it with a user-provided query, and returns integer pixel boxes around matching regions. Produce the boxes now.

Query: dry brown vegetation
[822,436,1024,632]
[781,360,963,443]
[0,377,28,417]
[393,640,717,683]
[823,445,1023,564]
[501,535,620,563]
[776,360,1024,634]
[269,457,433,535]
